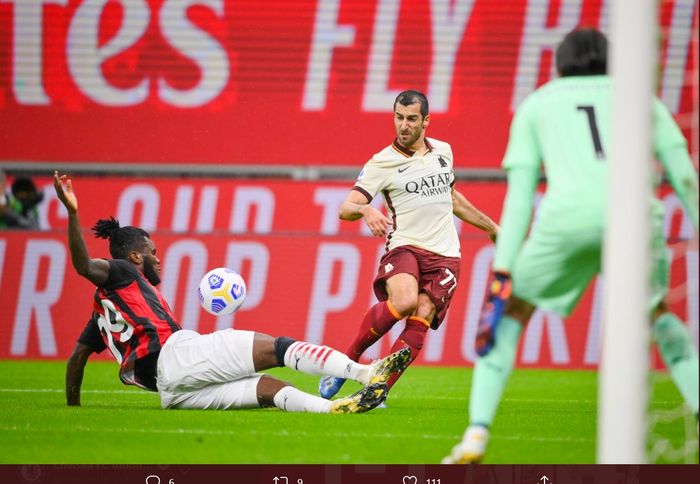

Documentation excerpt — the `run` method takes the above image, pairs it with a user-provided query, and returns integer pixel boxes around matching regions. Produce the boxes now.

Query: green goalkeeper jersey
[493,75,699,272]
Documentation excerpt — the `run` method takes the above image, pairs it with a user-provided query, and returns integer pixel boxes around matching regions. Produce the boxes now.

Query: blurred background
[0,0,697,372]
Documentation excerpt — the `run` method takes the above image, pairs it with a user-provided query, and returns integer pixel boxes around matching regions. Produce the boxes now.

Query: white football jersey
[353,137,460,257]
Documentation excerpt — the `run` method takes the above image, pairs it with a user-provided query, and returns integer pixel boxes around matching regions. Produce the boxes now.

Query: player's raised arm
[53,171,110,286]
[451,188,499,242]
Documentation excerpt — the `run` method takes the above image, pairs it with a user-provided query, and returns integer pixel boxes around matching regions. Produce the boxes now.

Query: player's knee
[505,296,535,324]
[414,293,435,319]
[390,292,419,316]
[257,375,290,407]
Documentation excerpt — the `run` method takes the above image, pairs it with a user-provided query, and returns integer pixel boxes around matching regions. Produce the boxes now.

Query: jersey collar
[391,138,433,158]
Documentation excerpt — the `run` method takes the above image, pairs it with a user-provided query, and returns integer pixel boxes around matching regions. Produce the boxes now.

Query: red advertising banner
[0,177,696,369]
[0,0,697,168]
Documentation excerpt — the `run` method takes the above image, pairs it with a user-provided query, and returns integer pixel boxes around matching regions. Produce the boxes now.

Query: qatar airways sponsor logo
[405,172,453,197]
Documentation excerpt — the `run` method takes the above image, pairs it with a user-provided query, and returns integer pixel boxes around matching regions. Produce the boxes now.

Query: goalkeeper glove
[475,272,512,357]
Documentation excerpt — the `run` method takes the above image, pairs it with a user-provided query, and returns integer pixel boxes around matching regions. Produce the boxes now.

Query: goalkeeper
[444,28,699,463]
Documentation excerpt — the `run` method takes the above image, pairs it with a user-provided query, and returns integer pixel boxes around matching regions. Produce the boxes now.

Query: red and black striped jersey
[90,259,181,390]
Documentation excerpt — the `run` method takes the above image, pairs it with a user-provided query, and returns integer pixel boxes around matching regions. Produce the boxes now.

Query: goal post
[597,0,658,464]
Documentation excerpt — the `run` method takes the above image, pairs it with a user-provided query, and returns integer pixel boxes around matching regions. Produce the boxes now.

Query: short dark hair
[394,90,429,117]
[92,217,150,260]
[555,28,607,77]
[11,177,38,196]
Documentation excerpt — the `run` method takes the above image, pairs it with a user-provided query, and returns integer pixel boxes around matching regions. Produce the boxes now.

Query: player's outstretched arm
[451,188,499,241]
[65,342,95,406]
[53,171,109,286]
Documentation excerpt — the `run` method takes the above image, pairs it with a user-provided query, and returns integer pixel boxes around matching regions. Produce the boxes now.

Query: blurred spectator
[0,171,44,229]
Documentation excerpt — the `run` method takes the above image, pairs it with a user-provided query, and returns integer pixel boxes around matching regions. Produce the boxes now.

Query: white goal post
[598,0,657,464]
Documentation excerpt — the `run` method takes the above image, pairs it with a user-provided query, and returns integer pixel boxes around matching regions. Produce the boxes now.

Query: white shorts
[156,329,263,410]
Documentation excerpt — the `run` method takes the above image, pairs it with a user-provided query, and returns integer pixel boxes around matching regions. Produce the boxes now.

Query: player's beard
[397,127,422,149]
[143,258,161,286]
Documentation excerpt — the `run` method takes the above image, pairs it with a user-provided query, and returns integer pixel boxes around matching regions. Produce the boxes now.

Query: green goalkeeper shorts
[511,221,669,317]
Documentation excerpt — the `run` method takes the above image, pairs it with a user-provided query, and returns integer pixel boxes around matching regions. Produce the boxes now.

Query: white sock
[284,341,367,382]
[272,386,333,413]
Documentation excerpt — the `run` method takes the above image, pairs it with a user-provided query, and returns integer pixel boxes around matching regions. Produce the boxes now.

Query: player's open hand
[53,170,78,214]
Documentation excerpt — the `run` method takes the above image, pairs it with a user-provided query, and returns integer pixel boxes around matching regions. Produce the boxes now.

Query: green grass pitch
[0,360,695,464]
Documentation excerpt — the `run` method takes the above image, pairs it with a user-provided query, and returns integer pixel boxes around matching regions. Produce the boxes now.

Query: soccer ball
[198,268,247,316]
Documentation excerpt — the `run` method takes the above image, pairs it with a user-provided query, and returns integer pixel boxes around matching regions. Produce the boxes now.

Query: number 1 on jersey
[577,105,605,160]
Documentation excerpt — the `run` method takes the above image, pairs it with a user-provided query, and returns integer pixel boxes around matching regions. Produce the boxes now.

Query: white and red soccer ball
[198,268,247,316]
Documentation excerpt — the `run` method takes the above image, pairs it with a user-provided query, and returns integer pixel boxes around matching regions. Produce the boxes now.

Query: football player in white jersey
[320,90,499,400]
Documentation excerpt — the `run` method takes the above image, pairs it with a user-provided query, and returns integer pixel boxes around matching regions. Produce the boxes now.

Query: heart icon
[145,476,161,484]
[403,476,418,484]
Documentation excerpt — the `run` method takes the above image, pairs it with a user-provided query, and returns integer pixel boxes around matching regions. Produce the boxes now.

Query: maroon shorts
[373,245,461,329]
